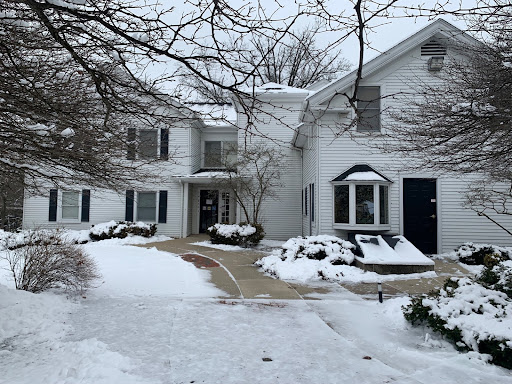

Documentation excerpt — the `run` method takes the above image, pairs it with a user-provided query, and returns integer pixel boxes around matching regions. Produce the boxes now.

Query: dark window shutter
[81,189,90,222]
[127,128,136,160]
[310,184,315,222]
[158,190,167,223]
[125,190,134,221]
[49,189,58,222]
[160,128,169,160]
[304,187,308,215]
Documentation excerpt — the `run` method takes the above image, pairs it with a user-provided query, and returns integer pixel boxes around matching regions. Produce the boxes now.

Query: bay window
[333,183,390,229]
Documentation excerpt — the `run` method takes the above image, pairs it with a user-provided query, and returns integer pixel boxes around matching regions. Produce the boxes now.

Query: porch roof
[173,169,230,184]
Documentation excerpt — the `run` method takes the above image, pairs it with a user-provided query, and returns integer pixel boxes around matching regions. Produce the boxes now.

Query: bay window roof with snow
[331,164,392,230]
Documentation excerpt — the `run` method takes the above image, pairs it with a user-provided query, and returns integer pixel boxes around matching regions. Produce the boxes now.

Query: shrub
[278,235,355,265]
[403,271,512,369]
[89,220,157,241]
[476,260,512,299]
[454,242,510,265]
[0,229,100,293]
[206,223,265,246]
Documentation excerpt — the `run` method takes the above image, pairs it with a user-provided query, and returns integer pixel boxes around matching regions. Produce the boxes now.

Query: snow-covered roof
[331,164,392,182]
[252,82,314,96]
[185,103,236,126]
[173,169,234,183]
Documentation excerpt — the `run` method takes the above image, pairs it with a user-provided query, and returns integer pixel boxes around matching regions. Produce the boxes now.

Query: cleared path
[143,235,304,300]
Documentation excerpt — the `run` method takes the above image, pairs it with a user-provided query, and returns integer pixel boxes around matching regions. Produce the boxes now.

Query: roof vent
[421,40,447,56]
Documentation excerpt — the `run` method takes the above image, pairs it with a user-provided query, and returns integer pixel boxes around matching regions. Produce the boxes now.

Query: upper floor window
[204,141,222,167]
[357,86,380,132]
[139,130,158,159]
[204,141,237,168]
[127,128,169,160]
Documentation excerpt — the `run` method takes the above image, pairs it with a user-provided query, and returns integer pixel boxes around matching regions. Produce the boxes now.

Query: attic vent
[421,40,447,56]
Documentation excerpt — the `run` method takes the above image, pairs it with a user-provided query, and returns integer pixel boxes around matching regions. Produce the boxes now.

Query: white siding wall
[312,43,512,252]
[190,126,202,173]
[237,96,304,240]
[302,124,319,236]
[23,115,195,236]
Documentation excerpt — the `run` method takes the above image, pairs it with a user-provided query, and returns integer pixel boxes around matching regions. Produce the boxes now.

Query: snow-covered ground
[1,236,511,383]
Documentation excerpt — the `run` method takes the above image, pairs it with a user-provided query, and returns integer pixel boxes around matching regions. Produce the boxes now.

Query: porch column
[182,182,189,237]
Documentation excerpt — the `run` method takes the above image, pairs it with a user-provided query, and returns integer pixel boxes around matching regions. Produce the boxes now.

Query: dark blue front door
[200,190,219,233]
[403,178,437,254]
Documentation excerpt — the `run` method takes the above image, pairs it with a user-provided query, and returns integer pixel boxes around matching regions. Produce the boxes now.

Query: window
[62,191,79,220]
[223,141,238,167]
[310,183,315,222]
[221,192,230,224]
[304,187,308,215]
[204,141,238,168]
[334,185,349,224]
[204,141,222,167]
[137,192,157,221]
[139,130,158,159]
[379,185,389,224]
[333,183,390,228]
[127,128,168,160]
[356,185,374,224]
[357,86,380,132]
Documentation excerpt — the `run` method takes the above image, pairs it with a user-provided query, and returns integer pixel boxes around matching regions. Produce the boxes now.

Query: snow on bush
[89,220,157,241]
[452,242,511,265]
[0,229,100,293]
[403,261,512,369]
[207,223,264,246]
[256,235,357,282]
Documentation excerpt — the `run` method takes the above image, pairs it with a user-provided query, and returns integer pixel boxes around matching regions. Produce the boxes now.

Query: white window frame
[332,182,391,230]
[136,191,158,223]
[59,190,81,223]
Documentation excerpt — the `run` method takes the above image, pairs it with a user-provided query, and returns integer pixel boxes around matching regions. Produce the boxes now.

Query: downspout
[316,121,321,235]
[179,179,183,238]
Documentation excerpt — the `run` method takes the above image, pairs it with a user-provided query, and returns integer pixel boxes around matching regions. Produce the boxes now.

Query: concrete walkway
[143,235,305,299]
[142,235,471,300]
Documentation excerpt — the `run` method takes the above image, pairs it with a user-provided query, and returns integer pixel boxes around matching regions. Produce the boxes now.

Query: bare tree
[372,6,512,234]
[1,0,310,191]
[179,24,351,102]
[3,0,510,191]
[212,143,284,226]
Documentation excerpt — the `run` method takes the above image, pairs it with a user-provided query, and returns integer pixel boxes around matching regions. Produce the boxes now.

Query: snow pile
[404,262,512,369]
[0,284,153,384]
[256,235,359,282]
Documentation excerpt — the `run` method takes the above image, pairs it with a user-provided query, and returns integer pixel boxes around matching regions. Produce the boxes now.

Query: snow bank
[0,284,152,384]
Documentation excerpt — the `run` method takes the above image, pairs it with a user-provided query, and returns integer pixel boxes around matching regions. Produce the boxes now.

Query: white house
[22,19,512,253]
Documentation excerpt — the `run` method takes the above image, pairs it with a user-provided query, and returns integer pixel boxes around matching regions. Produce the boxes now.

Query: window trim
[58,190,82,223]
[136,191,158,223]
[332,181,391,230]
